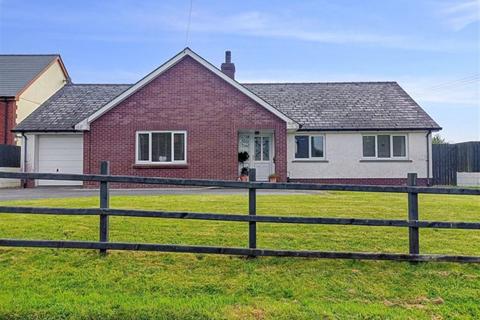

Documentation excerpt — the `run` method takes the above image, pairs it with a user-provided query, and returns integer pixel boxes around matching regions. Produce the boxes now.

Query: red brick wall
[84,56,287,187]
[0,99,17,145]
[289,178,430,186]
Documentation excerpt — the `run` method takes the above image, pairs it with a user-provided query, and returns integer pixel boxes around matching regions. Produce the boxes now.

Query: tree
[432,134,447,144]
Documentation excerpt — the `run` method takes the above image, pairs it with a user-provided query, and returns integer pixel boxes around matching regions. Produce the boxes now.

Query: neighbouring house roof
[0,54,69,97]
[14,84,130,131]
[244,82,441,130]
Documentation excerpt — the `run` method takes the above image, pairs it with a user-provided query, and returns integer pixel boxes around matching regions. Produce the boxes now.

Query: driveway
[0,187,322,201]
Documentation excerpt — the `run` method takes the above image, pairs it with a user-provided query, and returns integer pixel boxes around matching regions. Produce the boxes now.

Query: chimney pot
[225,51,231,63]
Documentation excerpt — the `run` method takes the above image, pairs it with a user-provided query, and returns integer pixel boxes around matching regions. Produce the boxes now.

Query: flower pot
[269,177,277,183]
[240,175,249,182]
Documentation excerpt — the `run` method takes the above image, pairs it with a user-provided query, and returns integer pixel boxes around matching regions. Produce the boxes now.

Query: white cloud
[170,10,473,51]
[439,0,480,31]
[3,2,476,51]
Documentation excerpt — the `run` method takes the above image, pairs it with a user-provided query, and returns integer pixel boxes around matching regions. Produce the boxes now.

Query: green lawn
[0,191,479,319]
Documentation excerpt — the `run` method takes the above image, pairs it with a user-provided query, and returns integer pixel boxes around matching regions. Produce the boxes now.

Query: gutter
[12,129,81,133]
[2,97,10,144]
[21,132,27,188]
[426,130,432,186]
[297,127,442,132]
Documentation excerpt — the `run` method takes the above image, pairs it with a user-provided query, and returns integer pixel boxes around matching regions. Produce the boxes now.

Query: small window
[311,136,324,158]
[136,131,186,163]
[295,135,325,159]
[377,135,391,158]
[254,136,271,161]
[362,136,376,157]
[393,136,406,157]
[362,134,407,159]
[173,133,185,161]
[152,132,171,162]
[138,133,150,161]
[295,136,309,159]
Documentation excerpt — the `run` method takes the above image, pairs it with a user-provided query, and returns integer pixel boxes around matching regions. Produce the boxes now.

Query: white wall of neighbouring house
[287,131,432,179]
[16,61,67,129]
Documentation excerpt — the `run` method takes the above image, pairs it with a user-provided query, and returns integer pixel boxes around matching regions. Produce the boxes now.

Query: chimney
[221,50,235,79]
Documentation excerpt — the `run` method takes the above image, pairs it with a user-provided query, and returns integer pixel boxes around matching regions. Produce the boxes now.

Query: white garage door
[37,135,84,186]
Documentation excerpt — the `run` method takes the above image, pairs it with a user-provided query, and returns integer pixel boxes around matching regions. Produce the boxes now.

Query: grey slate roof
[0,55,59,96]
[244,82,440,130]
[14,81,440,132]
[14,84,130,131]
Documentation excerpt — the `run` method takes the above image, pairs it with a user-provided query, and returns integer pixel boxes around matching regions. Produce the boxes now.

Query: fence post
[407,173,419,256]
[248,168,257,253]
[99,161,110,255]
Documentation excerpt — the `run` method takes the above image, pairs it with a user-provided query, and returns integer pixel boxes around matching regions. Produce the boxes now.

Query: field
[0,191,479,319]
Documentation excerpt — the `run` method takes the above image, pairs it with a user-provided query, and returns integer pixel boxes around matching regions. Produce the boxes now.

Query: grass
[0,191,478,319]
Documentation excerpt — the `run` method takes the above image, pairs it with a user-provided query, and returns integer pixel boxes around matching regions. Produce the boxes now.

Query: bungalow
[14,48,441,187]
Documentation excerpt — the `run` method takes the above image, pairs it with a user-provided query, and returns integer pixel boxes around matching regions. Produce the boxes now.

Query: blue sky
[0,0,478,142]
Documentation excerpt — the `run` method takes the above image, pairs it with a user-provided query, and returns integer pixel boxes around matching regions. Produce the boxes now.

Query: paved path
[0,187,321,201]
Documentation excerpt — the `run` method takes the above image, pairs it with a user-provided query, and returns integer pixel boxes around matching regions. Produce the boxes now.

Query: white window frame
[136,131,187,164]
[294,134,326,160]
[361,133,408,160]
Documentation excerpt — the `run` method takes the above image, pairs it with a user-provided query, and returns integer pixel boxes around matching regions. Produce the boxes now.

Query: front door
[238,132,274,181]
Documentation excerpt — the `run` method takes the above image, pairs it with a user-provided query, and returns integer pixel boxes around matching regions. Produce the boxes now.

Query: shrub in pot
[238,151,249,163]
[239,167,249,182]
[268,173,280,183]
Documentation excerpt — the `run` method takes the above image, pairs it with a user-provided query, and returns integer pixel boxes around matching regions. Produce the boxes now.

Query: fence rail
[0,171,478,195]
[0,161,479,263]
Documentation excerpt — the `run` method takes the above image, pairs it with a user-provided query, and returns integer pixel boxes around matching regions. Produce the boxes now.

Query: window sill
[359,159,412,163]
[292,159,329,163]
[133,163,189,169]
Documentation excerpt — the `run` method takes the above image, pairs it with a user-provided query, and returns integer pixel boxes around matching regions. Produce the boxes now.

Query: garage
[37,134,84,186]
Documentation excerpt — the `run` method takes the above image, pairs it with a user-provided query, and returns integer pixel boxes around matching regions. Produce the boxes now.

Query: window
[362,134,407,159]
[377,135,390,158]
[254,136,271,161]
[295,135,325,159]
[136,131,186,164]
[362,136,376,157]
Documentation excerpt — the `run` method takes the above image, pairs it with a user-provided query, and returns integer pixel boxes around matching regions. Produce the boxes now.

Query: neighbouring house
[0,54,70,145]
[13,48,441,187]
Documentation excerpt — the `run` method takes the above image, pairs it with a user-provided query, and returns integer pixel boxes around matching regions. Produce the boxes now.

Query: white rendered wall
[287,131,431,179]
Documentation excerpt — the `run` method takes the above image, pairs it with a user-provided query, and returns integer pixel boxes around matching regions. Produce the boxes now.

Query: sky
[0,0,479,142]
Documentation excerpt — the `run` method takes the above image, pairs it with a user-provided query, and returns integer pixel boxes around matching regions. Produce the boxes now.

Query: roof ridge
[0,54,60,56]
[68,83,133,86]
[242,81,398,85]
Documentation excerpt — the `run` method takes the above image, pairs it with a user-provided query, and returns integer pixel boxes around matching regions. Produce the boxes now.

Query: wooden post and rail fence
[0,161,479,263]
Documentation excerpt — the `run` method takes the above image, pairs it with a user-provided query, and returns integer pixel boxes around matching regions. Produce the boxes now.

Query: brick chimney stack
[221,50,235,79]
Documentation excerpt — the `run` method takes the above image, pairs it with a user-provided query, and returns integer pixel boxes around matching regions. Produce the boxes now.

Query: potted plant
[238,152,250,181]
[238,151,249,164]
[268,173,280,183]
[239,167,249,182]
